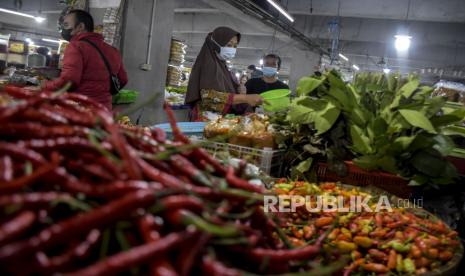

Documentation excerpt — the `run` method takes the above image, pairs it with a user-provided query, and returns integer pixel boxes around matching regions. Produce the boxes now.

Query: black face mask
[61,28,73,41]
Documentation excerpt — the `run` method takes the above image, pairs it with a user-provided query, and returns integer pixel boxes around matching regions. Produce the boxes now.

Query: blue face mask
[211,37,236,60]
[262,66,278,77]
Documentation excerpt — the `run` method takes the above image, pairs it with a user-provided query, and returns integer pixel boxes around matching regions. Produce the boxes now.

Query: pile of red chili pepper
[273,181,462,275]
[0,86,348,275]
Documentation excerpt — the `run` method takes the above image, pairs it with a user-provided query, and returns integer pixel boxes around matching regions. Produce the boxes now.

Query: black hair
[68,9,94,32]
[247,64,256,70]
[264,54,282,70]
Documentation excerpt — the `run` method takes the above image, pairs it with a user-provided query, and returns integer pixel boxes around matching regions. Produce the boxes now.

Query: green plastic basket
[261,89,291,112]
[112,89,139,104]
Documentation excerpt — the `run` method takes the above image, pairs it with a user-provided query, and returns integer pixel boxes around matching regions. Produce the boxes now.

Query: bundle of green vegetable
[166,86,187,94]
[278,70,465,187]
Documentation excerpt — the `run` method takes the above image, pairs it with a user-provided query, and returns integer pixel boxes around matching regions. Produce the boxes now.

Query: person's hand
[245,94,263,107]
[239,84,247,94]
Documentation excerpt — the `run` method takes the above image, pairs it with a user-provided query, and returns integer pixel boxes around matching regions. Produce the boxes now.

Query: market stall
[1,84,463,276]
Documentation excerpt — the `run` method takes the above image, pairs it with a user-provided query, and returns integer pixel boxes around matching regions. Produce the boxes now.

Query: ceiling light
[34,17,46,23]
[42,38,61,44]
[259,59,263,65]
[352,64,360,71]
[0,8,46,23]
[226,60,231,63]
[383,68,391,74]
[338,53,349,61]
[394,35,411,51]
[25,38,32,43]
[235,72,240,78]
[266,0,294,22]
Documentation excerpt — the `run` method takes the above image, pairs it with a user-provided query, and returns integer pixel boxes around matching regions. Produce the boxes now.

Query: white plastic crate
[196,140,285,176]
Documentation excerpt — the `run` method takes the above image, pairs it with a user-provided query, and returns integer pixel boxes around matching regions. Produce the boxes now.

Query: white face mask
[219,47,236,60]
[212,37,236,60]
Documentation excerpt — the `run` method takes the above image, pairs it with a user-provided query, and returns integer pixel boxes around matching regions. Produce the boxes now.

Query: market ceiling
[173,0,465,74]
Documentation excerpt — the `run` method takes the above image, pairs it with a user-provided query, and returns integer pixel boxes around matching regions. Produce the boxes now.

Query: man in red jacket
[42,10,128,110]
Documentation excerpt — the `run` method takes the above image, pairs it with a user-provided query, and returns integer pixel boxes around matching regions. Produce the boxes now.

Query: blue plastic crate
[152,122,206,139]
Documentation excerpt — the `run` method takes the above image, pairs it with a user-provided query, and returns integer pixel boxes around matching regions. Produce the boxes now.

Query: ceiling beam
[286,0,465,23]
[293,15,465,48]
[174,8,220,13]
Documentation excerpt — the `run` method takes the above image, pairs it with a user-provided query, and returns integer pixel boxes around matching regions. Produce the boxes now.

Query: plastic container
[197,140,284,176]
[316,161,412,198]
[152,122,206,139]
[261,89,291,112]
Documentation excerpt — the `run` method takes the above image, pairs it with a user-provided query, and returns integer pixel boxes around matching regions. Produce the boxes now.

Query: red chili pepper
[0,141,46,165]
[18,137,112,154]
[0,97,42,122]
[201,255,241,276]
[226,166,263,193]
[67,231,195,276]
[66,160,114,181]
[387,249,397,270]
[35,229,101,273]
[0,123,91,139]
[151,127,167,143]
[375,213,383,227]
[0,155,13,181]
[245,236,324,262]
[0,192,72,210]
[137,215,178,276]
[191,148,227,175]
[0,162,56,193]
[368,249,387,261]
[159,195,203,213]
[362,263,388,273]
[0,190,156,262]
[63,93,107,111]
[137,157,185,189]
[177,232,210,276]
[170,155,212,186]
[106,125,142,180]
[20,107,68,125]
[53,168,161,198]
[3,85,36,99]
[40,103,96,126]
[0,211,36,246]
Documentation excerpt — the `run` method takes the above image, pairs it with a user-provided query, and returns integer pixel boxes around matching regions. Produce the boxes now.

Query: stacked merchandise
[101,0,126,48]
[7,40,27,69]
[0,34,10,73]
[166,38,186,87]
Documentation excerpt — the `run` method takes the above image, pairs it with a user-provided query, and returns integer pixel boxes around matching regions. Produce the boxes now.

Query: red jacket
[43,32,128,110]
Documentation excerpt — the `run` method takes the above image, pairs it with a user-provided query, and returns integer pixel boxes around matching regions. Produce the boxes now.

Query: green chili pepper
[403,258,416,274]
[390,241,411,253]
[275,183,294,190]
[182,212,239,237]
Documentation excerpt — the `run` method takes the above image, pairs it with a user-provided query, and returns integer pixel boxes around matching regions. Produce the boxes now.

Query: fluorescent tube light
[0,8,46,23]
[338,53,349,61]
[266,0,295,22]
[42,38,61,44]
[353,64,360,70]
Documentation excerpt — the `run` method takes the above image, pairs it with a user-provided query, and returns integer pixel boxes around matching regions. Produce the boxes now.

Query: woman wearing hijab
[185,27,263,121]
